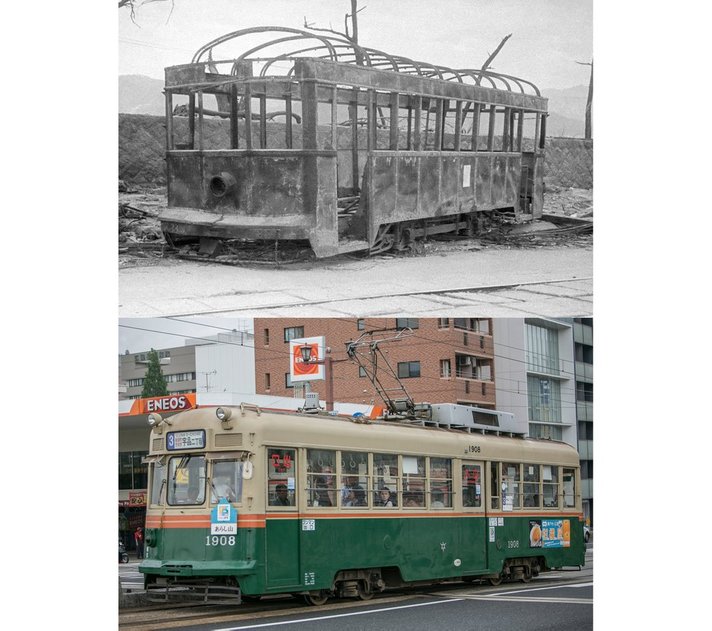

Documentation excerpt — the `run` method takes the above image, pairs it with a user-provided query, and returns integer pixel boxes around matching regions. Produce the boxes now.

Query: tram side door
[460,461,488,573]
[264,448,301,589]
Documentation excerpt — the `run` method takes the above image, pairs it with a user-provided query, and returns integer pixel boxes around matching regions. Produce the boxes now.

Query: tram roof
[152,406,579,466]
[185,26,543,98]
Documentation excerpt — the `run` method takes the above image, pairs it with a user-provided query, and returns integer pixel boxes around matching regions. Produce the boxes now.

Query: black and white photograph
[118,0,592,318]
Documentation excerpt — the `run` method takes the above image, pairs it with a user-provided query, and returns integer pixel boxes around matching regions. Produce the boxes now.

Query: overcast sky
[119,317,253,354]
[119,0,592,90]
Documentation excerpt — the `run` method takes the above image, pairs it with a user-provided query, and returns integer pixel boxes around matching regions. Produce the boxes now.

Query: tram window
[462,464,482,508]
[429,457,452,508]
[149,460,167,506]
[442,100,459,150]
[490,462,500,509]
[522,112,538,152]
[477,107,491,151]
[402,456,426,508]
[267,448,296,507]
[420,98,437,150]
[167,455,207,506]
[493,107,507,152]
[373,94,392,150]
[210,460,243,504]
[562,468,576,508]
[523,464,541,508]
[374,453,399,507]
[502,462,521,510]
[307,449,336,507]
[460,103,474,151]
[542,465,559,508]
[341,450,369,508]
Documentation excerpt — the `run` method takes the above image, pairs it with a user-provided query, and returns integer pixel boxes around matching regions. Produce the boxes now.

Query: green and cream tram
[139,404,585,604]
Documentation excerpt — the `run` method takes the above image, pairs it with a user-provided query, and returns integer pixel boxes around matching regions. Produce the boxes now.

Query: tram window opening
[460,103,474,151]
[267,448,296,507]
[149,460,167,506]
[374,453,398,507]
[477,107,491,151]
[340,450,369,508]
[462,464,482,508]
[490,462,500,509]
[502,462,521,510]
[374,95,392,150]
[307,449,336,507]
[210,460,243,504]
[522,112,538,151]
[167,455,207,506]
[429,457,452,508]
[442,100,459,150]
[523,464,540,508]
[542,465,559,508]
[402,456,426,508]
[562,467,576,508]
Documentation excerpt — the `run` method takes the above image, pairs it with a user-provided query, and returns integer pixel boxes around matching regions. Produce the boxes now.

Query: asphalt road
[119,245,592,317]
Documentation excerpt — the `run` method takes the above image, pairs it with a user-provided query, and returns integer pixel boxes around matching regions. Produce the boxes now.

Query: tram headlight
[148,413,163,427]
[216,407,233,422]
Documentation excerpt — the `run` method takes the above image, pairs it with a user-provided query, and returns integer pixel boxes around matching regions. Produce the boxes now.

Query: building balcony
[454,377,496,406]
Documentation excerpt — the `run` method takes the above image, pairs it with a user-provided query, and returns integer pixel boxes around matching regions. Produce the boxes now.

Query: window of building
[265,373,271,390]
[166,455,206,505]
[528,376,561,422]
[285,372,294,388]
[395,318,419,330]
[283,326,304,342]
[397,361,421,378]
[356,319,366,330]
[307,449,336,507]
[440,359,451,378]
[529,423,563,441]
[462,464,482,508]
[267,448,296,507]
[264,328,270,345]
[526,323,560,374]
[437,318,449,329]
[119,451,149,490]
[576,382,593,402]
[453,318,489,333]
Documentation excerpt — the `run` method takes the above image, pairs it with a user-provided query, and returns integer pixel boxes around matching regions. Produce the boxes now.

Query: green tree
[141,349,169,397]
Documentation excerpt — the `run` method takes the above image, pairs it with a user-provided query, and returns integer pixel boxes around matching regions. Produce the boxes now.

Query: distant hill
[119,75,589,138]
[119,75,164,115]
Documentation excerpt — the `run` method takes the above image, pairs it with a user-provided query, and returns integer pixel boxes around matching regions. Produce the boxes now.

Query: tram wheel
[520,570,533,583]
[357,582,374,601]
[488,575,503,586]
[303,591,329,606]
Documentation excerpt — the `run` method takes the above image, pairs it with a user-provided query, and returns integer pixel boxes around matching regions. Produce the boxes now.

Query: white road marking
[214,598,465,630]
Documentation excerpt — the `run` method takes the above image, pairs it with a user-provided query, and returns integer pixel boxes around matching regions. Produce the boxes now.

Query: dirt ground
[118,183,592,269]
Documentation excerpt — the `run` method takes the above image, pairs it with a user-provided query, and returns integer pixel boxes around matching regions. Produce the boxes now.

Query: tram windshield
[210,460,243,504]
[167,455,207,505]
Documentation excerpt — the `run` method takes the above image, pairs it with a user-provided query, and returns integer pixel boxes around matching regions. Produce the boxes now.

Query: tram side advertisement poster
[290,336,326,382]
[529,519,571,548]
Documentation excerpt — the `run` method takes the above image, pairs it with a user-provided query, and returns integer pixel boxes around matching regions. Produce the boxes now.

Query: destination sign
[166,430,206,451]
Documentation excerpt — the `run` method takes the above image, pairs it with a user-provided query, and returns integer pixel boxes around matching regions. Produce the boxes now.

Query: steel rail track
[161,276,593,317]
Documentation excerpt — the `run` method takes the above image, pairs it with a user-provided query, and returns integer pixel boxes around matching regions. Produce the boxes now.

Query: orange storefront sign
[129,393,197,415]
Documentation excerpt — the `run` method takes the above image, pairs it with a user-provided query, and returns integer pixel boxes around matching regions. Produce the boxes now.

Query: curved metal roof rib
[191,27,540,96]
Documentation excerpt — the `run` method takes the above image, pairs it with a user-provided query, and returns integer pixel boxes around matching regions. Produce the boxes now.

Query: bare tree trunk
[585,61,593,139]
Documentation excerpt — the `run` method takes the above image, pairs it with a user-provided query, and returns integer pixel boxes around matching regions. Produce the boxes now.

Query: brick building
[253,318,496,408]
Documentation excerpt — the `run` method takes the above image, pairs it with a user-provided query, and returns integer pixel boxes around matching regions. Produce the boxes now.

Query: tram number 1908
[206,535,236,546]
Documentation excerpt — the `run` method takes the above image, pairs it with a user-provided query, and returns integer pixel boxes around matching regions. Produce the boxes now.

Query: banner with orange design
[289,336,326,382]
